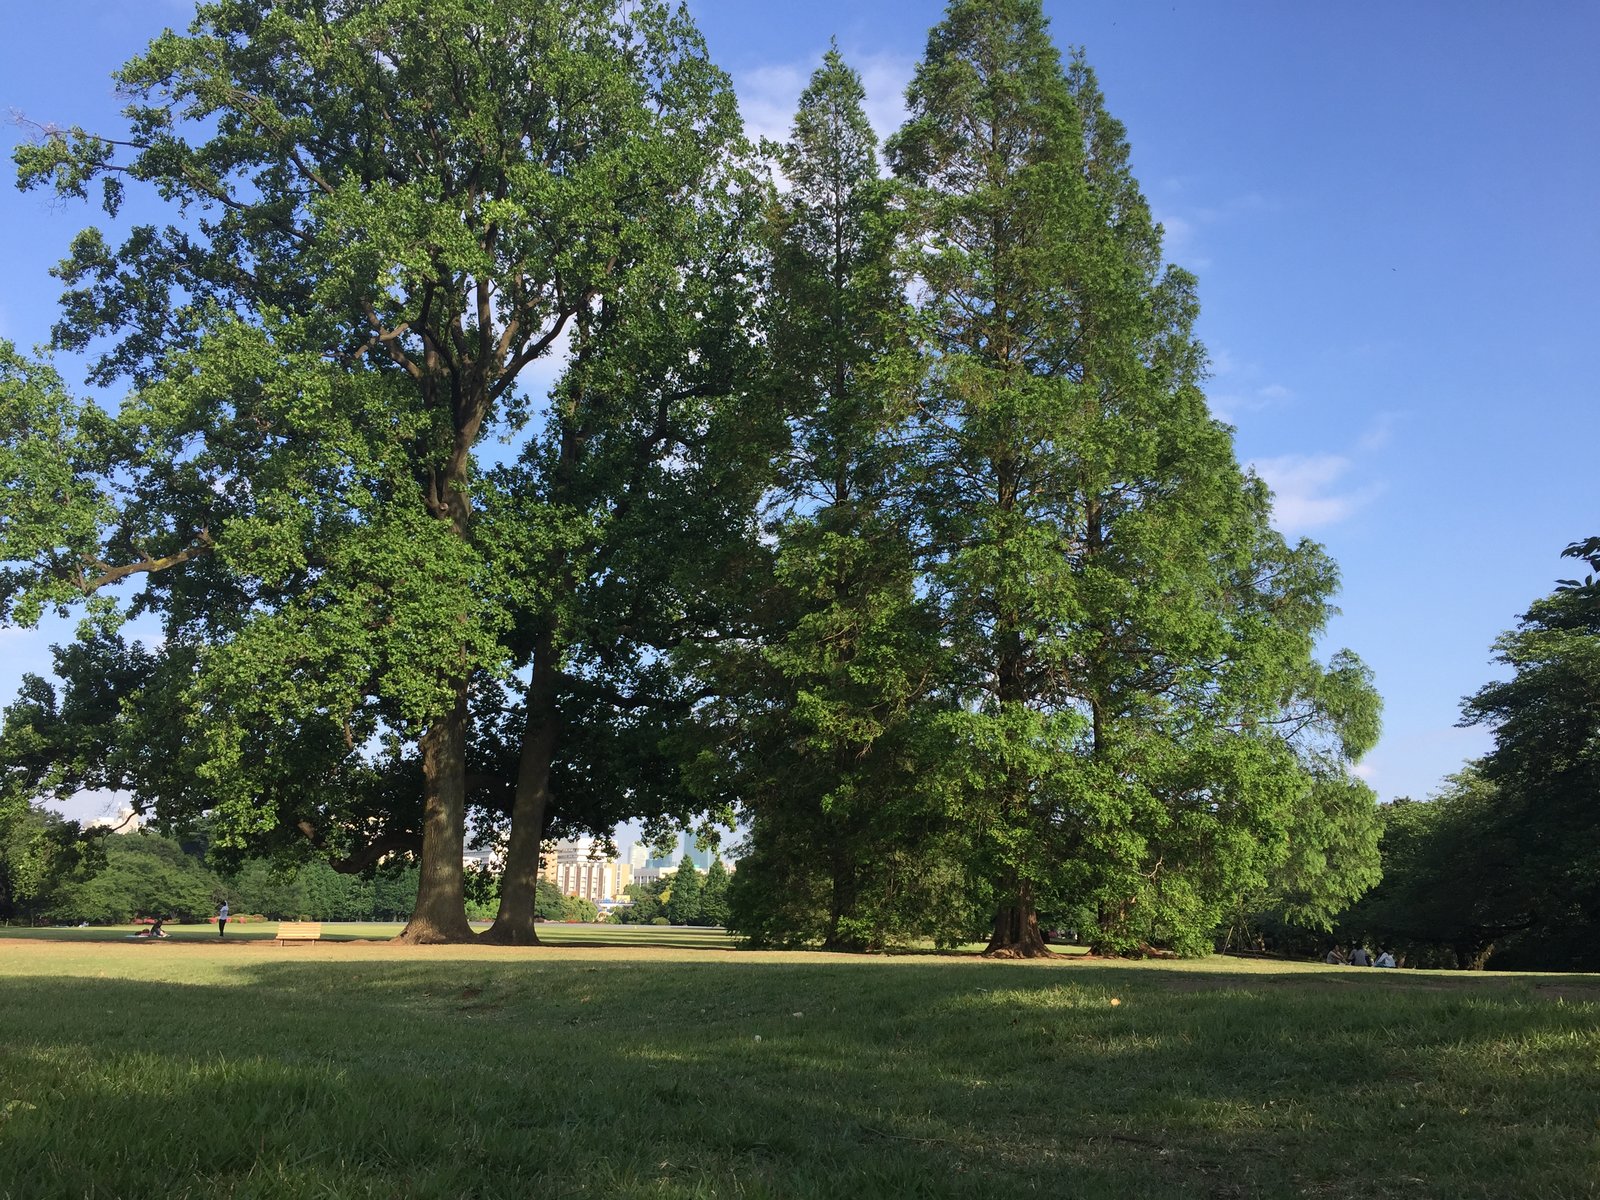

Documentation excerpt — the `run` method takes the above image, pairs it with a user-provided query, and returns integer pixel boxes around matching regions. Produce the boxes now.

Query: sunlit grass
[0,919,743,950]
[1,931,1596,1198]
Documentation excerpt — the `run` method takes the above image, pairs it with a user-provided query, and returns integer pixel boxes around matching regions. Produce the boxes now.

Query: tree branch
[76,530,214,593]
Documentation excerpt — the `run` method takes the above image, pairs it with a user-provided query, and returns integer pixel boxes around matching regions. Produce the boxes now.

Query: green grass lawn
[0,921,745,950]
[1,931,1596,1199]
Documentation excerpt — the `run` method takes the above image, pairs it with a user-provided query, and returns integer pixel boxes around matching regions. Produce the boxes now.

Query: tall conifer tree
[890,0,1379,955]
[701,50,944,949]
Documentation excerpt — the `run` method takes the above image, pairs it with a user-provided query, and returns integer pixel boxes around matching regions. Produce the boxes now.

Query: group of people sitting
[1325,944,1396,967]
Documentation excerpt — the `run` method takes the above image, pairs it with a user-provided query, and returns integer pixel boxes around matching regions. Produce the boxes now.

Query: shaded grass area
[1,940,1597,1198]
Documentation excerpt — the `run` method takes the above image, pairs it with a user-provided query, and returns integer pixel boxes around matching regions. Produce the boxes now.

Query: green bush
[560,895,599,923]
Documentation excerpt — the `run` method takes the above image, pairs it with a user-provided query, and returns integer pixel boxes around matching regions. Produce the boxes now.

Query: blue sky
[2,1,1596,822]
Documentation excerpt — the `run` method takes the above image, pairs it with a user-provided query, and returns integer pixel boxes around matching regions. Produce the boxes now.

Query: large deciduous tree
[1455,538,1600,969]
[888,0,1379,956]
[1350,538,1600,971]
[1340,770,1532,969]
[4,1,759,941]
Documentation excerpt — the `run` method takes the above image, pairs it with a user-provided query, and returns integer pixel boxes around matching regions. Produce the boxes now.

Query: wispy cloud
[733,50,915,155]
[1154,188,1280,272]
[1205,348,1294,423]
[1251,452,1383,535]
[736,61,812,148]
[1358,410,1403,452]
[1153,209,1208,269]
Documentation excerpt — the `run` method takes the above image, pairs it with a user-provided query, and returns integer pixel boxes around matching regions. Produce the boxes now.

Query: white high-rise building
[540,838,633,901]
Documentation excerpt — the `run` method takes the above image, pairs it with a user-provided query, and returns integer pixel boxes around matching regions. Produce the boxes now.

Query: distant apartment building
[87,807,142,834]
[463,847,498,871]
[540,837,633,902]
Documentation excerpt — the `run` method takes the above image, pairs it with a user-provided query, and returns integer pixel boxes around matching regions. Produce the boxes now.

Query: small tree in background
[665,857,702,926]
[534,880,567,923]
[698,859,731,928]
[560,895,600,923]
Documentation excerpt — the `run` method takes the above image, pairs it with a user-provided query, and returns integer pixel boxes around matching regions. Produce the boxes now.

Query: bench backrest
[275,921,323,940]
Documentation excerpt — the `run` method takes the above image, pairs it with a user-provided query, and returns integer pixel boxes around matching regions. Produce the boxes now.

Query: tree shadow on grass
[1,959,1596,1199]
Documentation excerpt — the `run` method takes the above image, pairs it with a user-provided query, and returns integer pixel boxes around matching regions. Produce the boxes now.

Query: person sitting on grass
[1375,948,1397,968]
[1324,945,1346,965]
[1349,944,1371,967]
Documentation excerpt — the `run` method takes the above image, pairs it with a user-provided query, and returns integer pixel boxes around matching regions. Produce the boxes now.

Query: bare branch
[77,530,214,593]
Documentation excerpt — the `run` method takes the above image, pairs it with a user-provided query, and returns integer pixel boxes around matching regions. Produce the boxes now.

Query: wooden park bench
[274,921,323,945]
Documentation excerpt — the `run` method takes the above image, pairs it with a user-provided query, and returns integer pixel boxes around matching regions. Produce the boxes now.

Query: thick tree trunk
[481,628,559,945]
[985,888,1055,958]
[395,686,476,944]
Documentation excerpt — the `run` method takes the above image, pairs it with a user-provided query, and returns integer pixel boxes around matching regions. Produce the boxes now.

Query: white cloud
[1156,212,1194,246]
[1251,452,1382,535]
[733,50,915,158]
[736,62,812,148]
[1209,380,1293,424]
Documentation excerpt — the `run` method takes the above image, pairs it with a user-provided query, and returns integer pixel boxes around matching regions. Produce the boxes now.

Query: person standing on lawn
[217,901,229,938]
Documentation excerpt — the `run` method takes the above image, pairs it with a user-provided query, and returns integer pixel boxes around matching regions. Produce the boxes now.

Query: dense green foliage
[46,834,220,924]
[664,854,703,926]
[720,1,1380,957]
[0,804,95,924]
[697,858,731,929]
[2,0,767,944]
[3,0,1389,957]
[1336,538,1600,970]
[1,825,439,925]
[612,877,667,925]
[701,50,954,953]
[610,861,729,927]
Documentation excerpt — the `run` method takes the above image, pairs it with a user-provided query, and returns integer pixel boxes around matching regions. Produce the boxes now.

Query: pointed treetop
[782,41,880,195]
